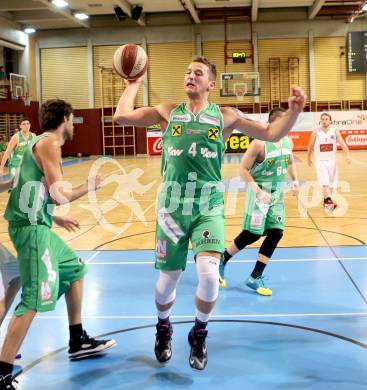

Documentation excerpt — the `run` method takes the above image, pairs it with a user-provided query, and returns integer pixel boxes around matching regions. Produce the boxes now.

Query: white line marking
[87,257,367,265]
[28,312,367,320]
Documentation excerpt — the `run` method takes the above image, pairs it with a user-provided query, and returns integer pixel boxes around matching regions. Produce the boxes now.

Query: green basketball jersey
[250,137,292,189]
[10,131,34,168]
[5,132,55,227]
[161,103,225,203]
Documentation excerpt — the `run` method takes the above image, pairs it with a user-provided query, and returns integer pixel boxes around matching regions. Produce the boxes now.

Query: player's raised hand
[288,86,306,114]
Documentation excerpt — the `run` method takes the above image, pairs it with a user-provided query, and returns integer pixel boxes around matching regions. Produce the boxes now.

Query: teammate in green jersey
[114,56,305,370]
[0,100,116,390]
[219,108,299,295]
[0,180,20,330]
[0,118,36,178]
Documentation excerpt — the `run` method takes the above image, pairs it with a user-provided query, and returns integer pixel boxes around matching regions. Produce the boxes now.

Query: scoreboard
[347,32,367,73]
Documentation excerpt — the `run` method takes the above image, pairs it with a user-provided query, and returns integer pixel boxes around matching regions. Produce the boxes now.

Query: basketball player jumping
[307,112,350,210]
[219,107,299,295]
[114,56,305,370]
[0,118,36,178]
[0,100,116,390]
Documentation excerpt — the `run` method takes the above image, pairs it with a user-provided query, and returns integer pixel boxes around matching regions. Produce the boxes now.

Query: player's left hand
[54,216,80,232]
[291,181,300,197]
[288,86,306,114]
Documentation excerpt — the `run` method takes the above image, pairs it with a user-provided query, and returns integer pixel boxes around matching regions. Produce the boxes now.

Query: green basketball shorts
[8,223,87,316]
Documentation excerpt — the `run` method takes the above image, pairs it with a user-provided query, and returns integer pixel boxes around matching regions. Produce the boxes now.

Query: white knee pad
[155,270,182,305]
[196,256,220,303]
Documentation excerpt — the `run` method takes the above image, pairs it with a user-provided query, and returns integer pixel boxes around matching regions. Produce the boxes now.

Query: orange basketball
[112,43,148,80]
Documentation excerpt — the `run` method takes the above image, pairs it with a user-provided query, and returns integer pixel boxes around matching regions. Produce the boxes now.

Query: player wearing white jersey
[307,113,350,210]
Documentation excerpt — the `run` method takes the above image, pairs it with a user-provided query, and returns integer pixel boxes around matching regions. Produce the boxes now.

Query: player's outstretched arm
[336,130,351,164]
[35,137,101,205]
[0,133,18,175]
[222,86,306,142]
[113,78,173,127]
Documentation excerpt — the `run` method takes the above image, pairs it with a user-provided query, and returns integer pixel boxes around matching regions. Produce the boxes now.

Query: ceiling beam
[115,0,146,26]
[12,10,66,23]
[35,0,90,28]
[0,0,47,12]
[308,0,326,19]
[182,0,201,24]
[252,0,259,22]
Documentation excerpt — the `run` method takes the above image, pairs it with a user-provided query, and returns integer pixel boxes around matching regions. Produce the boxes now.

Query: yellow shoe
[219,264,227,288]
[246,276,272,296]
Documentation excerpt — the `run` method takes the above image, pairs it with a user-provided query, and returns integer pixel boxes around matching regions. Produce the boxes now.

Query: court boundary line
[14,319,367,380]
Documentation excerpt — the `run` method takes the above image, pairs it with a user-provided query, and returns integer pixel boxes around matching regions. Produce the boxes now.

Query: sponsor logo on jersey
[201,147,217,158]
[167,146,183,156]
[261,170,273,176]
[186,128,203,135]
[195,230,220,247]
[208,127,219,140]
[202,230,211,238]
[285,156,290,165]
[172,124,182,137]
[267,159,274,166]
[171,114,191,122]
[156,239,167,258]
[199,114,220,126]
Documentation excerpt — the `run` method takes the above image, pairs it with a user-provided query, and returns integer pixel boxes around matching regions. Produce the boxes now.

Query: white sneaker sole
[69,339,117,360]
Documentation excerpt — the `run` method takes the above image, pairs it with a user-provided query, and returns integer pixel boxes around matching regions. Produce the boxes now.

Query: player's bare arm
[0,134,18,174]
[240,140,272,203]
[336,130,351,164]
[34,136,101,205]
[113,78,175,130]
[307,130,316,166]
[287,139,300,196]
[222,86,305,141]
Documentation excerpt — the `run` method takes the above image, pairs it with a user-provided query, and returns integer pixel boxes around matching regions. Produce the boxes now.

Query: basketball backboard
[220,72,260,97]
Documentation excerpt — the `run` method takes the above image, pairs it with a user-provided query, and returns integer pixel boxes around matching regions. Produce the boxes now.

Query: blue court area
[9,245,367,389]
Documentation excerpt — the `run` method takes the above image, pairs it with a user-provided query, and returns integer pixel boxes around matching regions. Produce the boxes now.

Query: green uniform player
[114,55,305,370]
[220,108,299,295]
[156,102,225,271]
[0,118,36,178]
[0,100,116,390]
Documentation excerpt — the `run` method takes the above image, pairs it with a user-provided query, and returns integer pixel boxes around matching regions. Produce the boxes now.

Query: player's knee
[196,256,219,303]
[259,229,283,258]
[234,230,261,250]
[155,270,182,305]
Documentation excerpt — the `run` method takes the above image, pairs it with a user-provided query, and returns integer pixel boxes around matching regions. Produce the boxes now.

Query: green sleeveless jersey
[5,133,55,227]
[10,131,34,168]
[251,137,292,190]
[161,103,225,202]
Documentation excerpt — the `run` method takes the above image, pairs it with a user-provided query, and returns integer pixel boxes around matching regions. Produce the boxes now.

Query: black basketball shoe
[68,330,117,360]
[0,374,18,390]
[154,322,173,363]
[188,327,208,370]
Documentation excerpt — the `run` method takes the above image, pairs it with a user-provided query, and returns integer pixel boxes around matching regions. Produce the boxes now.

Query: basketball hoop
[234,83,247,102]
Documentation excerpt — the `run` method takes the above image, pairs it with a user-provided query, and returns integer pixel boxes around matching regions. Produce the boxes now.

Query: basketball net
[235,89,245,102]
[234,83,247,102]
